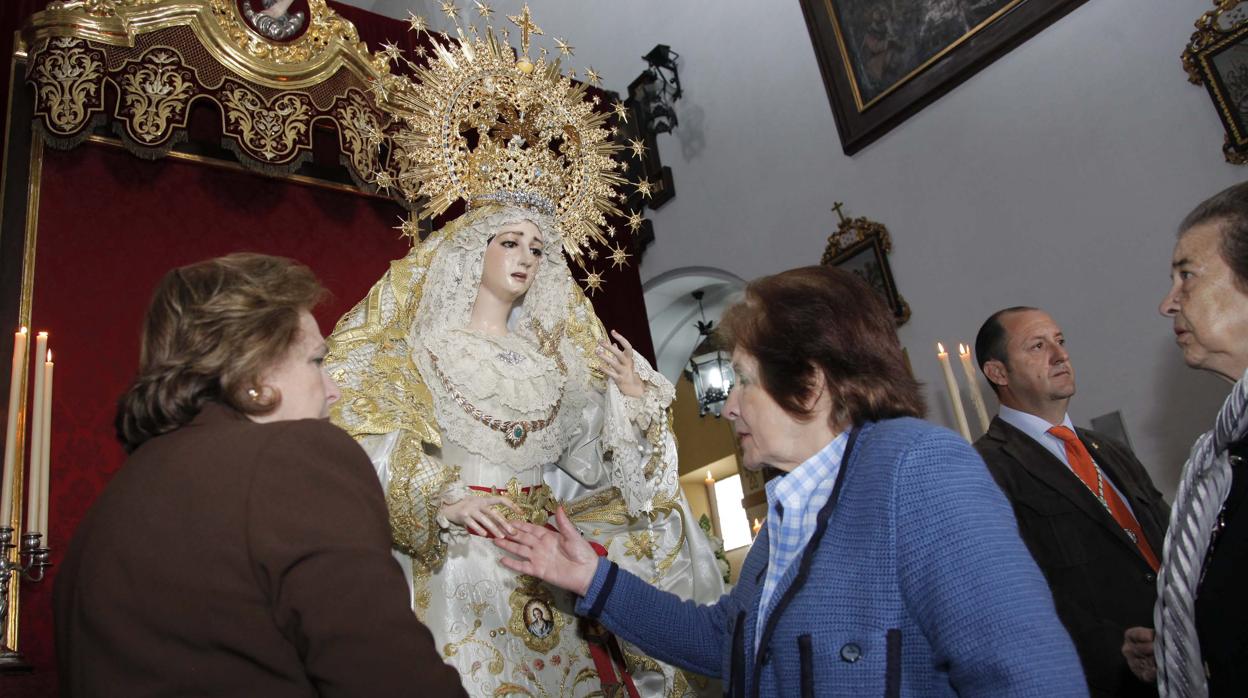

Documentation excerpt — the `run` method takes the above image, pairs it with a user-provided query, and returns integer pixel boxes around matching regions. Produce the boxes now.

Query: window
[713,474,752,551]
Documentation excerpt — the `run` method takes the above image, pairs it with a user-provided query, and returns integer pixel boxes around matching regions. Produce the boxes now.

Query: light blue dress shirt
[756,431,849,649]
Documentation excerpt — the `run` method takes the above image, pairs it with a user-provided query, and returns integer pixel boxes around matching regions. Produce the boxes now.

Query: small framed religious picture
[237,0,310,42]
[821,204,911,326]
[1183,1,1248,164]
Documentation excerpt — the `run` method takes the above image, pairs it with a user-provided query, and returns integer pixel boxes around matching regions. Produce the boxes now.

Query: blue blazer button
[840,643,862,663]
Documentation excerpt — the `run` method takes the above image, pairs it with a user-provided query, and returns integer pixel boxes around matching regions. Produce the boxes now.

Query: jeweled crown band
[470,190,556,216]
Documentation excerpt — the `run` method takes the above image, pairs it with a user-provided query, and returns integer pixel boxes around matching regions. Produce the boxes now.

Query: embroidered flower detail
[624,531,656,560]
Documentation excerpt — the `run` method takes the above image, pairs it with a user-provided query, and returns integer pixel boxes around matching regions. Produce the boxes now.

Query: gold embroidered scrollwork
[29,37,107,136]
[334,89,385,186]
[220,82,313,163]
[387,432,458,581]
[117,47,197,145]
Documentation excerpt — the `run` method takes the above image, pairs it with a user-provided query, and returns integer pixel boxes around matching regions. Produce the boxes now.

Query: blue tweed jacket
[578,418,1086,697]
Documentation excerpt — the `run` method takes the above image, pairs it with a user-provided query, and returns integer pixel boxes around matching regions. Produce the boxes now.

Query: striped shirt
[756,431,849,649]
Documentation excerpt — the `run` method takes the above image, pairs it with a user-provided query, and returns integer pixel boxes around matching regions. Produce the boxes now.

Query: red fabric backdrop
[7,141,410,695]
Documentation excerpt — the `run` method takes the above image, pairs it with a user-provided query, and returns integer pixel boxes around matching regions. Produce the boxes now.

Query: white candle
[25,333,46,534]
[958,343,991,434]
[1,327,28,526]
[38,350,52,538]
[704,470,719,537]
[936,343,971,441]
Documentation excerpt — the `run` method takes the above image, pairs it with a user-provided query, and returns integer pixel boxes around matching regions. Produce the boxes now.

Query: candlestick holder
[0,526,50,672]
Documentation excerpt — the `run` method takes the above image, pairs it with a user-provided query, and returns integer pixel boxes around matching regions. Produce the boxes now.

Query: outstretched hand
[495,507,599,597]
[441,495,522,539]
[598,330,644,399]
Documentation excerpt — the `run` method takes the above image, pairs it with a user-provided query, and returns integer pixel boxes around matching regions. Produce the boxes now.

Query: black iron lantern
[638,44,682,134]
[686,291,734,417]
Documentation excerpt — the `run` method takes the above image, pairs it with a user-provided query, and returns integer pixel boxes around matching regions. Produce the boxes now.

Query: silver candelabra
[0,526,50,672]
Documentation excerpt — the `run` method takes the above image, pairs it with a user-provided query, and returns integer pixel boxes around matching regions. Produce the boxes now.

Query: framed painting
[800,0,1091,154]
[820,212,910,325]
[1183,1,1248,164]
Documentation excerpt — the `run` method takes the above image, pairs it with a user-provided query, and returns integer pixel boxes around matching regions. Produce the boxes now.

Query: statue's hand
[440,495,522,538]
[598,330,644,399]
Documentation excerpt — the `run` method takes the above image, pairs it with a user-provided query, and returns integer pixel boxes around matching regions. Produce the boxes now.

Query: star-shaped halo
[585,67,602,85]
[554,37,575,56]
[626,210,645,233]
[379,41,403,62]
[608,244,631,270]
[582,271,605,296]
[627,138,647,159]
[407,12,428,33]
[635,177,653,199]
[395,215,422,243]
[473,1,493,19]
[611,101,629,124]
[373,170,395,192]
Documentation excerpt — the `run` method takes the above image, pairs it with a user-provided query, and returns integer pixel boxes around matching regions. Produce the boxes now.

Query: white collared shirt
[997,405,1134,513]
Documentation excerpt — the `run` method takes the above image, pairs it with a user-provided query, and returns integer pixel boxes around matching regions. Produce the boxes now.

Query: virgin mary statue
[326,7,725,697]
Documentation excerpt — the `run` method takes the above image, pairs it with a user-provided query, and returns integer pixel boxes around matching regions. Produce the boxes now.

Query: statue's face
[480,220,545,304]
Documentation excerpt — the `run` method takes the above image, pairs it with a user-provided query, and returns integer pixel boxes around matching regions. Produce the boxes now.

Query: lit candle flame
[18,326,26,334]
[936,342,946,355]
[958,342,969,356]
[46,350,52,362]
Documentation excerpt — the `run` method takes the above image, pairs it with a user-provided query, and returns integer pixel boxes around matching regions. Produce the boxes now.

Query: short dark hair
[974,306,1038,395]
[1180,181,1248,291]
[717,265,924,427]
[115,253,326,452]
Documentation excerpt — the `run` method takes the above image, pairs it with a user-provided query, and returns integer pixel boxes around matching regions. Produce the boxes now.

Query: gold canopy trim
[19,0,398,178]
[24,0,389,89]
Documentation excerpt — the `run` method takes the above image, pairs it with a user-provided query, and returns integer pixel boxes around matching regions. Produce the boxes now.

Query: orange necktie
[1047,426,1159,571]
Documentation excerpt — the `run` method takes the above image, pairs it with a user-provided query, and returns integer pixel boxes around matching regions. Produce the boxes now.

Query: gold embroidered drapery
[22,0,393,180]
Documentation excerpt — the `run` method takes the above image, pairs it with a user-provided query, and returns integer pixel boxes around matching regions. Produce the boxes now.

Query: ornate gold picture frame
[1183,0,1248,164]
[820,211,910,325]
[800,0,1089,155]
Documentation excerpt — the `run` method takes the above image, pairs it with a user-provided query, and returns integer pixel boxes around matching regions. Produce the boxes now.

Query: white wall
[345,0,1243,496]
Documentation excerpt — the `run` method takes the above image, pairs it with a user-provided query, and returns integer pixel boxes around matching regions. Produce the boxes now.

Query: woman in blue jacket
[498,265,1086,697]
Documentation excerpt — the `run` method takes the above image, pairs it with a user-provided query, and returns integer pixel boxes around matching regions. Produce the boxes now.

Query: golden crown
[371,3,633,264]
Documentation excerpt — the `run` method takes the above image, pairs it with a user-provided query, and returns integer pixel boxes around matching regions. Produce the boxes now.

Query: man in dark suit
[973,307,1169,698]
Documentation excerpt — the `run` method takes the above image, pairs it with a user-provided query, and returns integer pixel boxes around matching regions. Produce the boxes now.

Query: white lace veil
[414,204,575,344]
[327,203,608,448]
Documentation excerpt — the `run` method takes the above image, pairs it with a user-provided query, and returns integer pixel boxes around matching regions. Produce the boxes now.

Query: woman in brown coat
[54,253,464,697]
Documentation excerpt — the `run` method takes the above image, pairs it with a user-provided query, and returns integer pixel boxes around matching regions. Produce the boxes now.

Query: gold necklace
[427,336,564,448]
[1084,463,1138,545]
